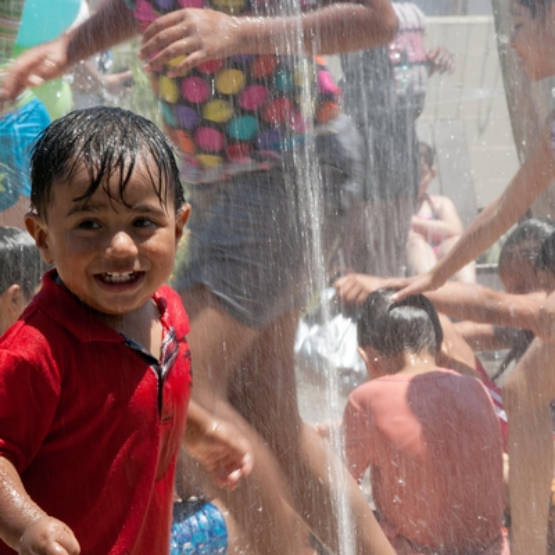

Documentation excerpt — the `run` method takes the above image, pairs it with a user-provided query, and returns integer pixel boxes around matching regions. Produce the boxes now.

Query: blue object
[170,499,228,555]
[16,0,81,48]
[0,98,50,210]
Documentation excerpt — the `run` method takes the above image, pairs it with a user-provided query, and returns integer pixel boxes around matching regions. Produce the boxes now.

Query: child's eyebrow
[67,201,168,217]
[132,203,167,214]
[67,202,107,216]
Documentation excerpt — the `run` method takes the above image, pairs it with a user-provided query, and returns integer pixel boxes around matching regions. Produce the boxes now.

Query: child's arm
[184,401,253,490]
[423,283,545,333]
[0,0,138,104]
[335,273,546,335]
[453,321,506,352]
[0,456,80,554]
[138,0,398,77]
[334,273,407,305]
[394,127,555,301]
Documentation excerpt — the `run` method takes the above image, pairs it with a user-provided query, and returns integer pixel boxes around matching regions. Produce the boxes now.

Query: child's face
[499,256,539,294]
[510,1,555,80]
[26,156,189,318]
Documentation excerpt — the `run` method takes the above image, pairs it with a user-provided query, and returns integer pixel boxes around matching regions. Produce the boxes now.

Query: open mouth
[95,271,145,286]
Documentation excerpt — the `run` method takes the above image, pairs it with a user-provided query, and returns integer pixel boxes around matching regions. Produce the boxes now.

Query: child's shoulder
[0,299,64,383]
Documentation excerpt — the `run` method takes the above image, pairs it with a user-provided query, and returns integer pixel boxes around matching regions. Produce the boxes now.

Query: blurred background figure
[339,1,454,276]
[407,141,476,282]
[0,225,42,335]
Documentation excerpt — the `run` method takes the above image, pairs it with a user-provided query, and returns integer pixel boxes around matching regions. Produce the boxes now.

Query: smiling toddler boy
[0,106,195,554]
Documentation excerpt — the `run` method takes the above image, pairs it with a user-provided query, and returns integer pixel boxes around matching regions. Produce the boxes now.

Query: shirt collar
[30,269,175,344]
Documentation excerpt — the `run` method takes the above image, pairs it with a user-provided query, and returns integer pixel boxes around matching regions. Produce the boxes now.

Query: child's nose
[106,231,139,258]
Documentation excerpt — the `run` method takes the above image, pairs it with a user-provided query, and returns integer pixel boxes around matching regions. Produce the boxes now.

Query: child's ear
[0,284,26,333]
[5,284,26,315]
[24,212,54,265]
[175,203,191,241]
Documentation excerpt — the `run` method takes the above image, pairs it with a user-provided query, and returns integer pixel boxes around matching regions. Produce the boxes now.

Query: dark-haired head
[30,107,185,218]
[535,230,555,275]
[498,218,555,293]
[418,142,435,170]
[516,0,553,17]
[0,226,43,300]
[357,288,443,358]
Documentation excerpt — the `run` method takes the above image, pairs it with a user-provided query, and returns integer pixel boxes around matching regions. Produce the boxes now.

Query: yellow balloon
[196,154,223,168]
[203,99,234,123]
[168,56,186,68]
[159,76,180,103]
[215,69,246,95]
[211,0,246,14]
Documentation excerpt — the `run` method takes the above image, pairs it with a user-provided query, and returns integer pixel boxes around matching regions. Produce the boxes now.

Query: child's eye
[134,217,157,228]
[77,219,101,230]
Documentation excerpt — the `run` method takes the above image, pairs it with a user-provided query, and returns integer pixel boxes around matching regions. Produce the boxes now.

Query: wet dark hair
[499,218,555,271]
[517,0,554,17]
[357,288,443,357]
[418,141,435,170]
[0,226,43,300]
[535,230,555,273]
[30,107,185,218]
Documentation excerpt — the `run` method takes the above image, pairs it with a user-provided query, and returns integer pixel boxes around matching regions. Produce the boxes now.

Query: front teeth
[102,271,137,283]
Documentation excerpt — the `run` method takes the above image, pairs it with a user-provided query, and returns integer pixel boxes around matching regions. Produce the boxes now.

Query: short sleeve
[342,392,372,482]
[0,349,61,472]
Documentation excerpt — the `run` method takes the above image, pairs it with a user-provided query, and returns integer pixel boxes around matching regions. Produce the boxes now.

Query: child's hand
[140,9,243,77]
[390,271,445,303]
[18,516,80,555]
[426,47,455,76]
[334,273,406,306]
[185,417,253,490]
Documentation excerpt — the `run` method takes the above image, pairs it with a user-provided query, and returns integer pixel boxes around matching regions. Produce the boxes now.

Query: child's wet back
[345,289,507,554]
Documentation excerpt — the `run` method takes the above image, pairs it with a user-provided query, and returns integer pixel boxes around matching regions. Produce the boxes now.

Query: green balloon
[32,79,73,121]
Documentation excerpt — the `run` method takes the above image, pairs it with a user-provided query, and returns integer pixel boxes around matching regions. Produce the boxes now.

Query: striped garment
[0,0,24,64]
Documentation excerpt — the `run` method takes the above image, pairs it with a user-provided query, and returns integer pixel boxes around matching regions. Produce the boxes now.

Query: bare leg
[503,338,555,555]
[181,286,311,554]
[230,310,394,555]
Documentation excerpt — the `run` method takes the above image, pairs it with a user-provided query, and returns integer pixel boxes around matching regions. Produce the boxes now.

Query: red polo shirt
[0,270,192,554]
